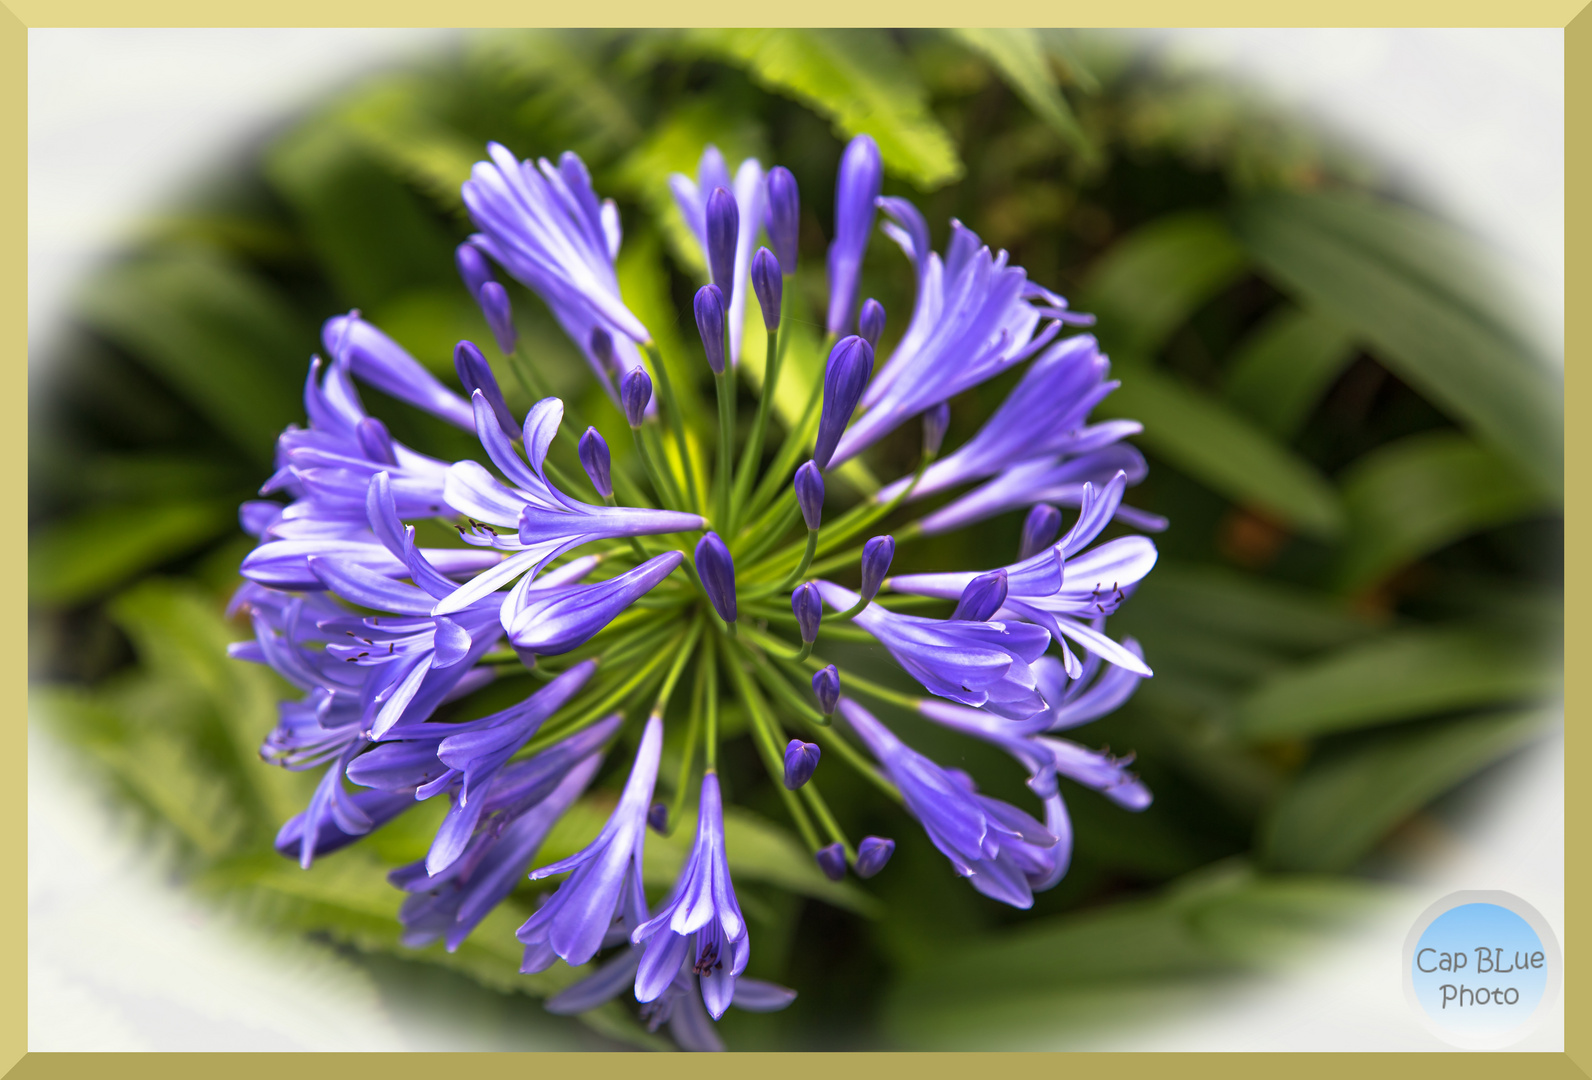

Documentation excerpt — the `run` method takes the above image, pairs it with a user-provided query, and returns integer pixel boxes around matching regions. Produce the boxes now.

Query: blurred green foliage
[29,29,1561,1049]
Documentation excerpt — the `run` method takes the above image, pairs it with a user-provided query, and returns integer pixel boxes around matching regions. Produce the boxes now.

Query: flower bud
[813,665,840,715]
[922,402,951,459]
[705,186,739,295]
[694,284,727,375]
[783,739,821,790]
[813,335,873,470]
[455,242,495,299]
[694,531,737,624]
[621,367,652,428]
[1019,503,1063,560]
[764,166,800,274]
[355,417,398,466]
[792,583,822,644]
[858,298,886,348]
[454,340,518,440]
[858,535,894,603]
[578,427,612,499]
[751,247,782,331]
[794,461,825,531]
[951,569,1008,622]
[647,802,669,834]
[855,836,895,878]
[477,281,518,355]
[589,326,616,375]
[814,842,846,882]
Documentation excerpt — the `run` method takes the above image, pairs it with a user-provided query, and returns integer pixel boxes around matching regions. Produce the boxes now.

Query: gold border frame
[9,8,1580,1072]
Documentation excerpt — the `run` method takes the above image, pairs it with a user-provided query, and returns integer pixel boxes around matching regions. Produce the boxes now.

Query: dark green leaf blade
[948,29,1093,157]
[29,500,235,607]
[1222,305,1359,439]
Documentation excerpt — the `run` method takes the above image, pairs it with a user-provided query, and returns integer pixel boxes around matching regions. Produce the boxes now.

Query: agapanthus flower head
[813,335,873,470]
[671,146,766,366]
[764,165,800,273]
[632,772,748,1020]
[322,312,477,432]
[826,134,883,335]
[751,247,782,331]
[506,552,684,656]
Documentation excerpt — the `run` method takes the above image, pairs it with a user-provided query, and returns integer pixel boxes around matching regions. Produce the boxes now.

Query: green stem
[713,368,735,531]
[776,529,819,591]
[631,426,681,511]
[745,373,824,522]
[731,325,783,533]
[740,624,922,711]
[643,342,701,513]
[735,494,801,569]
[665,635,710,836]
[723,644,821,851]
[703,633,721,771]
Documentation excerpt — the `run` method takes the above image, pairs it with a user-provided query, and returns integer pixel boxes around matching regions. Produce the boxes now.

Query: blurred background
[28,28,1563,1050]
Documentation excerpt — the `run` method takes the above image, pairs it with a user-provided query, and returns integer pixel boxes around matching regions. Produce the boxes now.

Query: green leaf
[29,499,235,606]
[1081,212,1250,355]
[1222,305,1359,439]
[1098,364,1345,538]
[334,76,484,217]
[476,30,643,158]
[1261,708,1556,872]
[1333,430,1552,593]
[1232,190,1562,498]
[947,29,1093,157]
[77,250,309,461]
[682,29,962,189]
[1238,626,1559,741]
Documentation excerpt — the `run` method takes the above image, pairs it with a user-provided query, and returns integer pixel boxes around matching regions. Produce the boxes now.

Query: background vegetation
[28,29,1563,1049]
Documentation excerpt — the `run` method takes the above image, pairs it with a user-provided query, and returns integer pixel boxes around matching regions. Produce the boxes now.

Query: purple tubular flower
[478,281,518,355]
[435,395,704,617]
[812,335,874,470]
[589,327,616,374]
[814,843,846,881]
[1019,504,1063,560]
[694,532,737,624]
[518,714,665,972]
[812,665,840,715]
[671,148,767,368]
[622,367,652,427]
[275,784,413,864]
[648,803,669,834]
[858,535,894,603]
[455,340,518,441]
[858,298,886,348]
[694,284,727,375]
[791,583,822,644]
[826,134,883,335]
[828,201,1088,466]
[632,773,749,1020]
[841,699,1061,908]
[952,569,1008,621]
[764,165,799,274]
[817,580,1051,720]
[456,241,497,298]
[783,739,821,789]
[922,402,950,459]
[855,836,894,878]
[705,187,739,296]
[322,313,475,431]
[507,552,684,656]
[751,247,782,331]
[578,427,612,498]
[794,461,825,530]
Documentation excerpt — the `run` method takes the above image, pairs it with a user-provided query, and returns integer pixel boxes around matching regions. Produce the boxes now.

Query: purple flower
[518,714,665,972]
[783,739,821,789]
[826,134,882,335]
[694,532,737,624]
[812,665,840,715]
[751,247,782,331]
[813,335,873,471]
[855,836,894,878]
[578,427,612,499]
[705,188,739,296]
[462,144,648,399]
[506,552,684,656]
[478,281,518,355]
[857,535,895,605]
[816,580,1050,720]
[794,461,825,530]
[922,402,950,459]
[763,165,800,274]
[621,367,652,427]
[436,395,703,616]
[322,313,476,431]
[694,284,727,375]
[1019,504,1062,560]
[455,340,518,441]
[632,773,748,1020]
[951,569,1008,621]
[671,147,766,366]
[858,298,886,348]
[814,843,846,881]
[840,699,1062,908]
[456,241,497,299]
[791,583,822,644]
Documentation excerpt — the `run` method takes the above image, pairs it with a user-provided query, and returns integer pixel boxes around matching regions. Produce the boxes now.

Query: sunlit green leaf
[1222,305,1359,439]
[1333,431,1551,593]
[682,29,962,189]
[1233,190,1562,498]
[334,76,484,216]
[948,29,1093,157]
[1261,708,1557,872]
[29,500,234,606]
